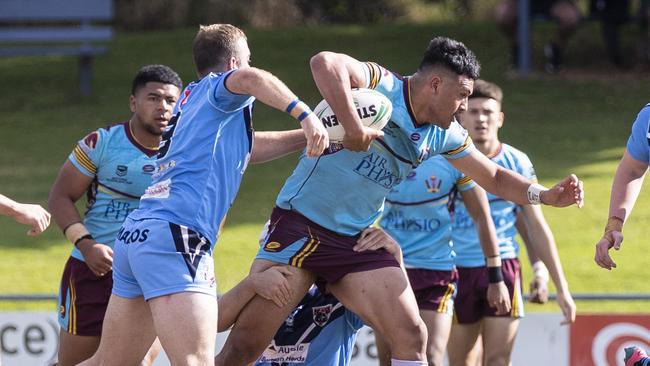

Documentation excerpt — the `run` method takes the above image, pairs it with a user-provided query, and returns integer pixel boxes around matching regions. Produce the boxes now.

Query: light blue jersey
[131,70,255,244]
[381,156,475,270]
[254,287,363,366]
[276,62,474,235]
[626,103,650,165]
[68,122,158,262]
[452,143,536,267]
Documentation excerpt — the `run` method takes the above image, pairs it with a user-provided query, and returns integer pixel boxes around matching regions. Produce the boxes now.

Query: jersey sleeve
[68,128,108,177]
[208,70,255,113]
[626,105,650,164]
[516,151,537,183]
[441,121,475,160]
[455,175,476,192]
[360,62,398,95]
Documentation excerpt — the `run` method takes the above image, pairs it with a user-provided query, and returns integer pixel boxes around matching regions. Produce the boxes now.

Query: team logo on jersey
[264,242,282,251]
[312,304,333,327]
[142,164,155,174]
[410,133,421,142]
[83,132,99,149]
[59,305,65,318]
[115,165,128,177]
[425,176,442,193]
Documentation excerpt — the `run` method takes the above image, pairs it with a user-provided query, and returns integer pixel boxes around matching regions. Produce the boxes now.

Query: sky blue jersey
[68,122,158,262]
[131,70,255,245]
[626,103,650,165]
[276,62,474,235]
[452,143,537,267]
[380,155,475,270]
[254,287,363,366]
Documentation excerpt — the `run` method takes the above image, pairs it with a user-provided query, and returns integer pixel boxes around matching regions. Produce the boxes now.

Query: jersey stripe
[443,136,472,157]
[73,145,97,174]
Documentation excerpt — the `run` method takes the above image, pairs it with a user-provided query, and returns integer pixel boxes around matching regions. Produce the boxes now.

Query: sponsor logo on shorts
[258,340,310,363]
[116,165,128,177]
[142,179,171,199]
[264,242,282,252]
[312,304,333,327]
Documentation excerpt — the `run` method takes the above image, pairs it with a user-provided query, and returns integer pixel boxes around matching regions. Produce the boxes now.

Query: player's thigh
[329,267,425,347]
[57,331,100,366]
[148,292,217,365]
[216,267,316,364]
[481,317,519,366]
[447,321,481,366]
[79,294,156,366]
[420,310,452,365]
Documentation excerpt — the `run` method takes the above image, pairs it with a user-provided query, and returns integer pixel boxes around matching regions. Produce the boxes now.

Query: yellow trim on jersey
[437,283,456,314]
[456,176,474,187]
[129,120,159,151]
[365,61,381,89]
[444,136,472,157]
[73,145,97,174]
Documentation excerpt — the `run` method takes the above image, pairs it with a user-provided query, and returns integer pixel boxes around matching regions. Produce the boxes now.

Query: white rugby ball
[313,88,393,143]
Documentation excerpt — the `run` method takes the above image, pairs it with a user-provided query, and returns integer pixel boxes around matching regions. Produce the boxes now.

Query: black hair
[131,64,183,95]
[418,37,480,79]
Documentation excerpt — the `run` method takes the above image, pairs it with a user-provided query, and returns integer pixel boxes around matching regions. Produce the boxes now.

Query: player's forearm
[217,277,257,332]
[492,168,535,206]
[607,153,647,223]
[250,130,307,164]
[310,52,364,135]
[227,67,304,116]
[522,208,569,292]
[0,194,20,218]
[48,187,83,231]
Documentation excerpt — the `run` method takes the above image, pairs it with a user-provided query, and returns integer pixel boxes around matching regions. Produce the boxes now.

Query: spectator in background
[0,193,50,236]
[590,0,630,68]
[495,0,582,73]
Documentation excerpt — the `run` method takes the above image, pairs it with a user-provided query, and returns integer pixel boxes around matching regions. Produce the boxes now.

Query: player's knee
[222,332,269,363]
[484,353,509,366]
[391,318,427,353]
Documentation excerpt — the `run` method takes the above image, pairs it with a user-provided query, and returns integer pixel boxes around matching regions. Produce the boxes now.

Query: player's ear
[430,74,442,94]
[129,95,137,113]
[227,56,239,70]
[497,111,505,128]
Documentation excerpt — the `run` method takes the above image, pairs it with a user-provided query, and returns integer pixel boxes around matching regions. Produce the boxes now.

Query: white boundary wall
[0,312,569,366]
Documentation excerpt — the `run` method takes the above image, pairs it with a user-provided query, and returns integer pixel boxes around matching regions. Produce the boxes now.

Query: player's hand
[529,276,549,304]
[487,282,511,315]
[540,174,584,208]
[300,114,329,157]
[594,230,623,270]
[12,203,51,236]
[250,266,295,308]
[354,227,399,256]
[556,289,576,325]
[343,126,383,152]
[77,240,113,277]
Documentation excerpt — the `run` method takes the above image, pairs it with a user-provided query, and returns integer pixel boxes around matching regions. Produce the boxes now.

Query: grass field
[0,21,649,313]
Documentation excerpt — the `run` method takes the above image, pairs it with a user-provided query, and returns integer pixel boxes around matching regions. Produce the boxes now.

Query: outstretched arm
[225,67,328,157]
[461,185,511,315]
[310,51,384,151]
[0,193,50,236]
[519,204,576,324]
[250,130,306,164]
[595,150,648,270]
[516,213,549,304]
[449,149,584,208]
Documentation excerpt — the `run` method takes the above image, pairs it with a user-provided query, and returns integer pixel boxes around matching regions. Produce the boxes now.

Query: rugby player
[448,80,576,366]
[79,24,328,366]
[216,37,584,366]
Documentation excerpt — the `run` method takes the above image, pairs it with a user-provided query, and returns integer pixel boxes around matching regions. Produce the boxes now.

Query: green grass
[1,22,649,313]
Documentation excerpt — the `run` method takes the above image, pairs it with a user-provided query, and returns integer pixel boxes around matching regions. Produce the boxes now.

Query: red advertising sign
[570,315,650,366]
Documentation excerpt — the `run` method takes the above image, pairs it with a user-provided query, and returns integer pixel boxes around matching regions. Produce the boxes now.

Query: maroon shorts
[407,268,458,314]
[57,256,112,336]
[256,207,400,283]
[454,258,524,324]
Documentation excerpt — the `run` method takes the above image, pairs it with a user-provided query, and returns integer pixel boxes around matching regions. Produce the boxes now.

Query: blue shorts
[112,217,216,300]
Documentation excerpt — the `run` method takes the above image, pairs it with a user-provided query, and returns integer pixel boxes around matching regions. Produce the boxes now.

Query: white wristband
[532,260,549,282]
[526,183,545,205]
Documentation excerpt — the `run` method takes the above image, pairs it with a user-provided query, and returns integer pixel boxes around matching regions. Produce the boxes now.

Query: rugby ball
[313,88,393,143]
